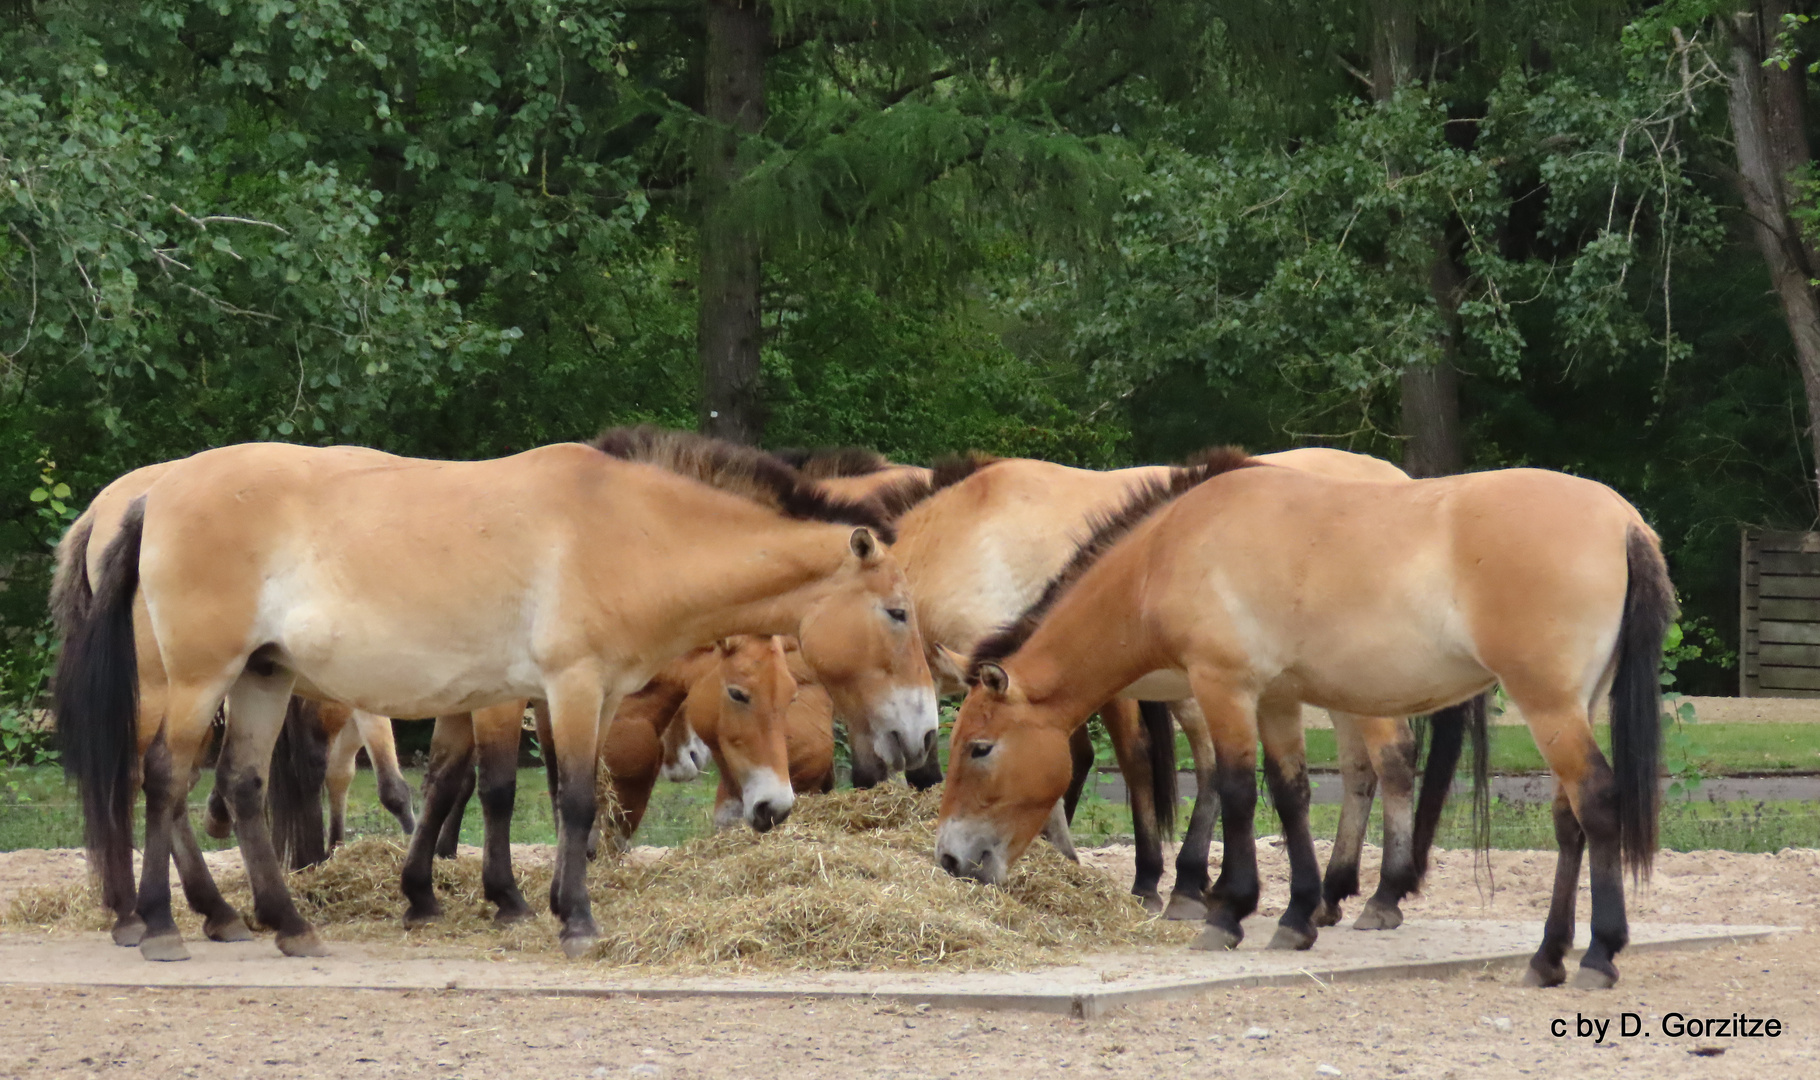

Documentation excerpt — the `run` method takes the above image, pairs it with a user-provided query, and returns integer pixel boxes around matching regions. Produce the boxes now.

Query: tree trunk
[1370,0,1464,477]
[1728,2,1820,507]
[697,0,769,445]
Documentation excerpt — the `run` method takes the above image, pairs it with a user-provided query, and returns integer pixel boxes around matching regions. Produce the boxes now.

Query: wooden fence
[1741,528,1820,698]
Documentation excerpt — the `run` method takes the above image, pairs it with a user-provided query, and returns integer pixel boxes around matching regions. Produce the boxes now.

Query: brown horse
[866,447,1435,922]
[54,428,937,960]
[937,455,1670,989]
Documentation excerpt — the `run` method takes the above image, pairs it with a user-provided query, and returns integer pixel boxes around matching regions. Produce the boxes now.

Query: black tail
[49,516,96,640]
[268,697,330,870]
[1410,692,1489,884]
[52,498,145,904]
[1612,526,1673,879]
[1139,701,1178,839]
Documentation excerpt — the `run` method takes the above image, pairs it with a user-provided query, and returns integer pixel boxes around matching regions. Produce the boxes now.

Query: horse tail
[1411,692,1488,884]
[52,497,144,902]
[1612,525,1673,879]
[49,513,96,640]
[268,697,331,870]
[1139,701,1177,840]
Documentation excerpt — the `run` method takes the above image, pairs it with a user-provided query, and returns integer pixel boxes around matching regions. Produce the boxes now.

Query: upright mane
[869,451,1002,521]
[590,426,897,542]
[774,446,893,479]
[968,446,1257,679]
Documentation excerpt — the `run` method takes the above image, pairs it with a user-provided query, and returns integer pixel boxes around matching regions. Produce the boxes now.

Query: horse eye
[968,740,993,760]
[726,686,751,705]
[886,607,908,623]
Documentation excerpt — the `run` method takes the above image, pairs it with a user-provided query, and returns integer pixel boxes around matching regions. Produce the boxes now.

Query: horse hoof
[1522,962,1566,988]
[1162,893,1207,922]
[1190,925,1242,952]
[559,934,598,960]
[397,815,418,835]
[1267,924,1317,951]
[1352,901,1403,931]
[493,905,534,926]
[277,931,331,958]
[1137,892,1164,915]
[139,933,190,963]
[402,906,442,930]
[205,915,254,943]
[1312,901,1341,928]
[1571,965,1618,990]
[111,915,147,947]
[204,815,233,841]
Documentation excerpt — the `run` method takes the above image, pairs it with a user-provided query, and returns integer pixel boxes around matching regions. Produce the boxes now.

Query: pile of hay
[5,785,1193,971]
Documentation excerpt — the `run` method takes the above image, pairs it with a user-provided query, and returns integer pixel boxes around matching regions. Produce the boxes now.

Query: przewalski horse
[863,446,1449,924]
[54,426,938,961]
[937,453,1670,989]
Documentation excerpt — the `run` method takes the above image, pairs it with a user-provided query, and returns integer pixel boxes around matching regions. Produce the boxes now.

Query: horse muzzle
[741,768,795,834]
[870,686,939,772]
[935,818,1008,885]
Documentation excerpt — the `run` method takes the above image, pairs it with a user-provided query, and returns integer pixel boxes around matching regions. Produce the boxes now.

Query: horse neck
[660,519,856,651]
[1005,550,1167,733]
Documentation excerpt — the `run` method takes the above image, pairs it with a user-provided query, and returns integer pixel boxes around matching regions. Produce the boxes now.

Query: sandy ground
[2,840,1815,1078]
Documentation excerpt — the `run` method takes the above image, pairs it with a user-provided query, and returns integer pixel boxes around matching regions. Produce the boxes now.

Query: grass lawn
[1177,722,1820,776]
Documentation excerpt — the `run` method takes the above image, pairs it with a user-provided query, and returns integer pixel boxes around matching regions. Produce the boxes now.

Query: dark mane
[773,446,893,479]
[968,447,1258,679]
[869,452,1002,522]
[590,426,897,542]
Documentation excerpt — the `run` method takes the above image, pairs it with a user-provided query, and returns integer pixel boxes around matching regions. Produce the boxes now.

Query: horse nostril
[939,852,961,876]
[921,729,937,755]
[750,801,790,833]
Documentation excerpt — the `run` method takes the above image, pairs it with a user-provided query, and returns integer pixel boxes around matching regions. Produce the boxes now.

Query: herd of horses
[48,426,1672,990]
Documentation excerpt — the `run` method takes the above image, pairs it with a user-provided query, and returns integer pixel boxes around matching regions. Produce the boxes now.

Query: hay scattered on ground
[4,785,1193,971]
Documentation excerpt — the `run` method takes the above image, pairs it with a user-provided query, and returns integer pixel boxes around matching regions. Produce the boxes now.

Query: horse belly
[1116,669,1194,700]
[273,601,541,718]
[1288,646,1492,718]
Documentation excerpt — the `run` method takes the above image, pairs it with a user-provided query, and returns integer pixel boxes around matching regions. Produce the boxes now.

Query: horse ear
[849,526,880,562]
[977,661,1011,697]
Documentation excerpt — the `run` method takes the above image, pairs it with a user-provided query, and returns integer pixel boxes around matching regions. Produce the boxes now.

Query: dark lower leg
[1575,766,1628,987]
[550,760,600,951]
[477,736,530,922]
[400,741,476,925]
[100,774,144,946]
[1101,705,1163,908]
[171,801,251,941]
[1263,751,1320,950]
[1318,759,1374,926]
[1198,761,1260,949]
[1361,726,1419,928]
[1527,789,1584,987]
[376,768,416,835]
[1169,768,1218,919]
[221,759,320,954]
[135,734,186,959]
[435,764,476,859]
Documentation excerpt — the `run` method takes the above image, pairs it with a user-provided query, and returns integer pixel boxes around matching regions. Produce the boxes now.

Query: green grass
[1174,722,1820,775]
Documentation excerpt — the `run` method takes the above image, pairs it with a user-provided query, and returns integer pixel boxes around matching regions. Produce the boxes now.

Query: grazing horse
[865,447,1442,923]
[54,427,938,960]
[937,454,1670,989]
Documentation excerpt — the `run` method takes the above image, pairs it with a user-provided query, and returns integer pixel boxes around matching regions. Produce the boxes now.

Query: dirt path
[3,842,1814,1078]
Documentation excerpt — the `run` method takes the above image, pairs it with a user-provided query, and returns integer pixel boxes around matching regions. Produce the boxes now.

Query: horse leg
[602,712,661,849]
[1315,710,1375,928]
[399,713,476,927]
[101,766,145,946]
[546,677,613,956]
[1258,693,1320,951]
[1188,678,1260,952]
[1061,723,1094,822]
[1100,700,1164,913]
[1524,706,1628,989]
[1356,715,1418,931]
[435,759,476,859]
[1165,698,1216,921]
[356,710,416,835]
[134,731,189,961]
[1525,783,1583,988]
[219,671,326,957]
[170,793,252,943]
[474,702,532,922]
[325,718,362,849]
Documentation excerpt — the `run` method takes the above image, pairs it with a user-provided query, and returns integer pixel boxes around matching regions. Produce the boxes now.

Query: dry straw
[4,785,1193,971]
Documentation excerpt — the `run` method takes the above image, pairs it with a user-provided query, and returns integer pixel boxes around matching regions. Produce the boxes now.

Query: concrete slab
[0,920,1787,1019]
